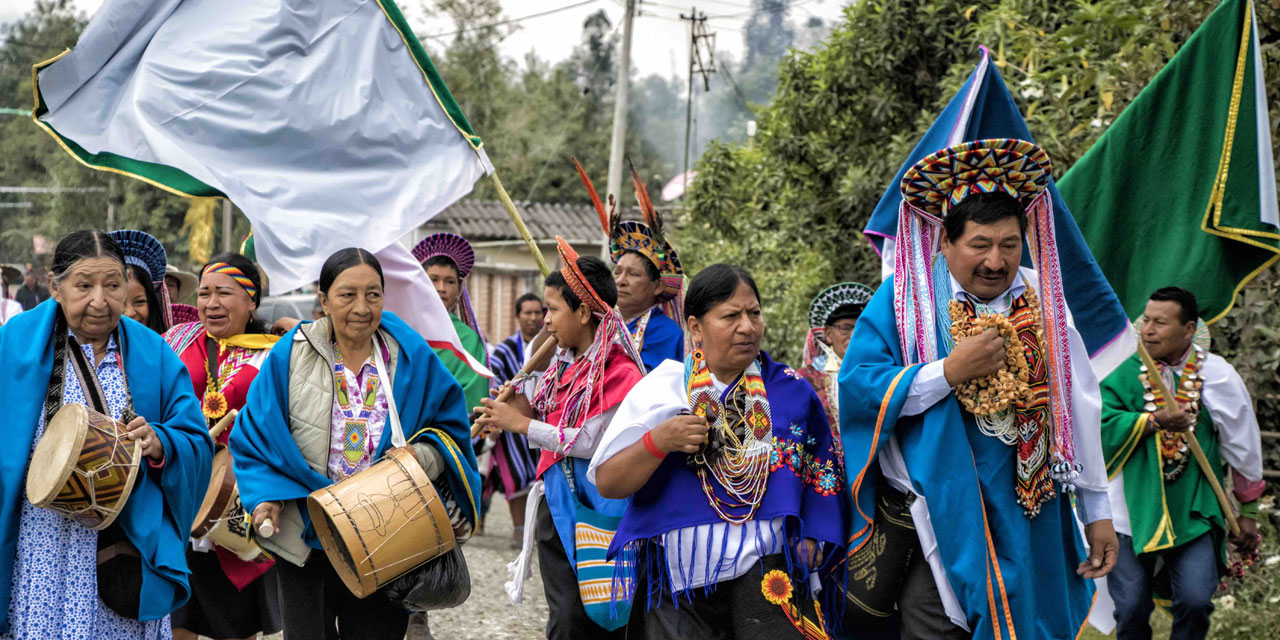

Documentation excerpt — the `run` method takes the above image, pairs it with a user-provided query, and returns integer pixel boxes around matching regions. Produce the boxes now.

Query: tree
[424,2,670,206]
[0,0,232,269]
[679,0,983,363]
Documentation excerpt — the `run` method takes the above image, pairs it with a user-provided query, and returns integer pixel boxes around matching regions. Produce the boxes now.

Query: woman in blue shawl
[230,248,481,640]
[590,264,848,639]
[0,230,212,639]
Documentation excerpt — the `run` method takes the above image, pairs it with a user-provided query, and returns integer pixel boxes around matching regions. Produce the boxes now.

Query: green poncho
[1101,354,1226,564]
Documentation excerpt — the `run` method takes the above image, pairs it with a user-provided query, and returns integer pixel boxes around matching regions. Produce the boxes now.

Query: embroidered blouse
[327,341,391,481]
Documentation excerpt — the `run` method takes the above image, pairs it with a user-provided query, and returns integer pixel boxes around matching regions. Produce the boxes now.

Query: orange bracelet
[642,431,666,459]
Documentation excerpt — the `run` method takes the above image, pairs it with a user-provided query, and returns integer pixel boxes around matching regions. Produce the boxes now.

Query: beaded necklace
[1139,345,1204,481]
[629,307,654,354]
[947,288,1055,518]
[685,350,772,524]
[203,339,231,422]
[333,344,382,477]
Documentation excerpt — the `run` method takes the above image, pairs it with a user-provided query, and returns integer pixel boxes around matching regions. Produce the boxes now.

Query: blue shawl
[230,310,481,549]
[0,299,212,630]
[629,306,684,373]
[609,352,847,594]
[839,278,1092,640]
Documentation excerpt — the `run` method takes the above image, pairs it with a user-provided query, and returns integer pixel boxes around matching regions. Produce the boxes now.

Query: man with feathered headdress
[474,237,645,638]
[575,160,685,371]
[839,139,1118,639]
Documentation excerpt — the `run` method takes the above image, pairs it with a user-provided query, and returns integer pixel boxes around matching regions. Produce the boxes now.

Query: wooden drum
[308,446,455,598]
[26,404,142,530]
[191,446,264,561]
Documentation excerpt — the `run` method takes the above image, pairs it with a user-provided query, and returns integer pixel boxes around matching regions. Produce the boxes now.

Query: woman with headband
[164,253,282,640]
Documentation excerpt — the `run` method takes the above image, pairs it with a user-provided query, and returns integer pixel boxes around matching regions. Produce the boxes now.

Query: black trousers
[274,552,409,640]
[536,498,630,640]
[897,533,969,640]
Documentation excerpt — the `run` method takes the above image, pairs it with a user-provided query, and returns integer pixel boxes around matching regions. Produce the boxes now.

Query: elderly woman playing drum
[0,230,212,639]
[231,248,481,640]
[164,253,282,640]
[589,264,848,639]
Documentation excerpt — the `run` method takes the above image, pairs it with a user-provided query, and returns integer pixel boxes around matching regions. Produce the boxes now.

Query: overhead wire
[423,0,605,39]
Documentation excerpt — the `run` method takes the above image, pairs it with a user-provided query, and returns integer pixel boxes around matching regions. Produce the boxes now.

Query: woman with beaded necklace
[164,253,282,640]
[589,263,847,639]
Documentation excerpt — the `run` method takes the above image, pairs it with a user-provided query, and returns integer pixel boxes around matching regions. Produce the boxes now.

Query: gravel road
[252,494,548,640]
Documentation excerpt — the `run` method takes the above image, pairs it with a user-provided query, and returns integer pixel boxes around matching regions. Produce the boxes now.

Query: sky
[1,0,850,79]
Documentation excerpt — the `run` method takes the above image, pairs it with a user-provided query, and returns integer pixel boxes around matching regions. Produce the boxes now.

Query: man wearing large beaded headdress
[838,139,1118,639]
[575,160,685,372]
[1100,287,1263,640]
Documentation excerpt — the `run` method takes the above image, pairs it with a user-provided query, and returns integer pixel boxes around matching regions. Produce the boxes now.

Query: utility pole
[604,0,636,248]
[221,198,233,252]
[681,10,714,196]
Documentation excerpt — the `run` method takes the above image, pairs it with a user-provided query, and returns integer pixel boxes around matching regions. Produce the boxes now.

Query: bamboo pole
[489,172,551,278]
[1136,341,1240,538]
[471,337,558,438]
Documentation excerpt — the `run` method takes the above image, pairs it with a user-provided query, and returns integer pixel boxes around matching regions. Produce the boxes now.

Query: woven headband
[203,262,257,298]
[556,237,609,317]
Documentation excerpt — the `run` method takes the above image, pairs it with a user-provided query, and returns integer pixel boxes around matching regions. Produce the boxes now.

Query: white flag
[33,0,493,297]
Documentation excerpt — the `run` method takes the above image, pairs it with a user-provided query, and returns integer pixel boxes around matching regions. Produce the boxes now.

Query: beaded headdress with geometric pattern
[412,231,485,347]
[894,138,1080,487]
[573,159,686,325]
[110,229,174,329]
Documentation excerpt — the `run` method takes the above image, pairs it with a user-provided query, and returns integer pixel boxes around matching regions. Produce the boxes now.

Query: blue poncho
[0,299,213,631]
[839,279,1093,640]
[230,310,481,548]
[629,306,684,373]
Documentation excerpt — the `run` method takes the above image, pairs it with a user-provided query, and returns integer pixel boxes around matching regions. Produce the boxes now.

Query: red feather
[628,161,657,227]
[573,158,609,234]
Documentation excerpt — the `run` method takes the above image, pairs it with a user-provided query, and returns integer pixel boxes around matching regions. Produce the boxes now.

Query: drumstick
[471,337,558,438]
[208,409,239,441]
[258,518,275,538]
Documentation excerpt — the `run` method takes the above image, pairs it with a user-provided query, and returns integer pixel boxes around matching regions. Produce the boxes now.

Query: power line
[637,12,745,33]
[718,57,752,110]
[422,0,604,39]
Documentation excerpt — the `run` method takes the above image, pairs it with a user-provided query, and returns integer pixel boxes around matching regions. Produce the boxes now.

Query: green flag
[1062,0,1280,323]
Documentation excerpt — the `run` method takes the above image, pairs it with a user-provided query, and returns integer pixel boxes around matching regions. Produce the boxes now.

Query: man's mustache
[974,268,1008,279]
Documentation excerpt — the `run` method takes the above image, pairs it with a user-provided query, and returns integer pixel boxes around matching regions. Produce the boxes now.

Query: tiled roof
[420,200,643,244]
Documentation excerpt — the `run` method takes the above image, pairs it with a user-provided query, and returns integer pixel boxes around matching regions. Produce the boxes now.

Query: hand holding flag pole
[1135,340,1240,538]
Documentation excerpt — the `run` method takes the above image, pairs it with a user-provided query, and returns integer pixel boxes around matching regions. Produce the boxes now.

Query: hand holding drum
[124,416,165,461]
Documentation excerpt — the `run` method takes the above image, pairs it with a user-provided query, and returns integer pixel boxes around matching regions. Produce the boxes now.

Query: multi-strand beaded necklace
[946,286,1056,518]
[685,351,773,524]
[1139,345,1204,481]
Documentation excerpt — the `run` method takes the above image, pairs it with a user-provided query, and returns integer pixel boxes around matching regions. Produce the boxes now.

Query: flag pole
[1136,341,1241,538]
[489,172,551,278]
